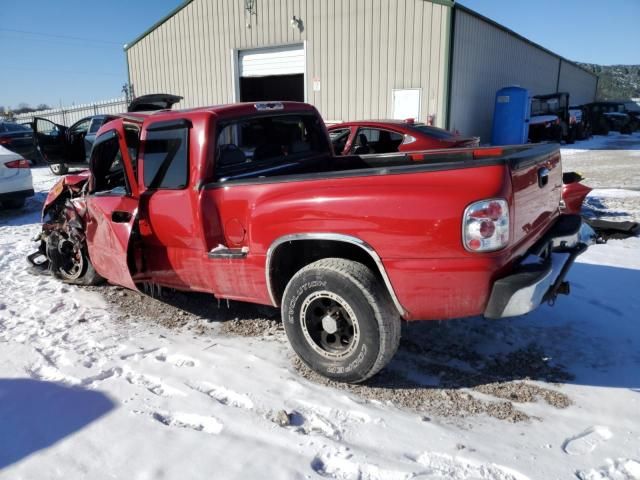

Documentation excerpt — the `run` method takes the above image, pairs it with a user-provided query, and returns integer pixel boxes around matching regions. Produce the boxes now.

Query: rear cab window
[214,113,330,182]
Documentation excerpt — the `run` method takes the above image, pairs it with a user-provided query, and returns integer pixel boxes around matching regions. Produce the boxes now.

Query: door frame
[33,117,69,164]
[232,41,307,103]
[84,120,141,289]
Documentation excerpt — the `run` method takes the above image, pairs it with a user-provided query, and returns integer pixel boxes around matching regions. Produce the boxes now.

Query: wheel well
[268,240,384,307]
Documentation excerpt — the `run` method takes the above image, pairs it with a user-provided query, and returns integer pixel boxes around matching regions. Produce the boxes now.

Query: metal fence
[13,97,128,126]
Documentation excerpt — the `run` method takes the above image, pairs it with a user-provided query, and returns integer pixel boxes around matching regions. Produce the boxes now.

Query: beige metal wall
[126,0,451,126]
[558,60,598,106]
[449,9,559,142]
[449,8,597,143]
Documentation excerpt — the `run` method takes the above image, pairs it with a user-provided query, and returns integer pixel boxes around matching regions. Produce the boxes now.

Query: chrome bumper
[484,215,593,319]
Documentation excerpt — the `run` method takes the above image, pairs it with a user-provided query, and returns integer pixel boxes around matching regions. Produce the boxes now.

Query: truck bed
[213,143,550,185]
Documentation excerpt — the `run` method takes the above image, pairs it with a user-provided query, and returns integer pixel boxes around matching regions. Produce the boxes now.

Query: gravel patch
[220,318,283,337]
[89,286,573,423]
[293,358,531,423]
[89,285,280,336]
[473,382,572,409]
[292,326,573,422]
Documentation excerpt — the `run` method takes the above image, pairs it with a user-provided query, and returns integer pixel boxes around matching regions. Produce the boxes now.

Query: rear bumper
[484,214,592,319]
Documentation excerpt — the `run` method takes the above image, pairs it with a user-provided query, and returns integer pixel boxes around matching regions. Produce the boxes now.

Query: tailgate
[507,143,562,249]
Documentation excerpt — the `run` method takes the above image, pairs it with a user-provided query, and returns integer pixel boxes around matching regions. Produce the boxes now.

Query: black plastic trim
[146,119,192,132]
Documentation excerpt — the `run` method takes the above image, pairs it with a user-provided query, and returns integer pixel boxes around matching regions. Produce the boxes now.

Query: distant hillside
[578,63,640,101]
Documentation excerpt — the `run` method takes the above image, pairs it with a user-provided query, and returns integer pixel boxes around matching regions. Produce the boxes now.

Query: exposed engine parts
[27,182,102,285]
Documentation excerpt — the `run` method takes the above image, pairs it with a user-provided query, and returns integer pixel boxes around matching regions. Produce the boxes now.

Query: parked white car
[0,145,34,208]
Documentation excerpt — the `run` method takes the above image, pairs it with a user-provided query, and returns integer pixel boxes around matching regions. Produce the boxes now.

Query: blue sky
[460,0,640,66]
[1,0,181,109]
[1,0,638,110]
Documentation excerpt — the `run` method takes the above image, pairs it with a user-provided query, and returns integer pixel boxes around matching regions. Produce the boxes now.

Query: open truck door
[84,119,140,290]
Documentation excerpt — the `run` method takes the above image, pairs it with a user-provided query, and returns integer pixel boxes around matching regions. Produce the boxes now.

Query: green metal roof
[124,0,194,51]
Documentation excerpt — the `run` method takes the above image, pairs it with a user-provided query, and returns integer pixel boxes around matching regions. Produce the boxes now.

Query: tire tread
[286,257,401,382]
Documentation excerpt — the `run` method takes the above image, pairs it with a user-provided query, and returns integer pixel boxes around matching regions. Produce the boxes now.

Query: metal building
[125,0,452,126]
[448,5,598,141]
[125,0,597,140]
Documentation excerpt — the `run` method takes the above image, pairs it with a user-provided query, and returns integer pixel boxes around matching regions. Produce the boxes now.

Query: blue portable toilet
[491,86,530,146]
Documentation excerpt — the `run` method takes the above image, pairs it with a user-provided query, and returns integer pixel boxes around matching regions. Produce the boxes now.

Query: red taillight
[4,159,30,169]
[0,138,11,145]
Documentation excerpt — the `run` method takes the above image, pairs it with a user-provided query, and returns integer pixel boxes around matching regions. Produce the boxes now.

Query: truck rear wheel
[281,258,401,383]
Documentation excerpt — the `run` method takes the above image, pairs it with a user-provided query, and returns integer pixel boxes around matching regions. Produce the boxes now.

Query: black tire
[282,258,401,383]
[1,198,26,209]
[50,163,69,175]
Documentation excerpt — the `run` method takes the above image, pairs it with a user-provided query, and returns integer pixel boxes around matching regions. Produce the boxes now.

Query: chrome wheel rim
[300,291,359,360]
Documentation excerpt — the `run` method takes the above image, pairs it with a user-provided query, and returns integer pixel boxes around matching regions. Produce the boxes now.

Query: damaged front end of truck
[27,171,103,285]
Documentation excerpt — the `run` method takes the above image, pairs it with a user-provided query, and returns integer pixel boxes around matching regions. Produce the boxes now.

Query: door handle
[538,167,550,188]
[112,211,132,223]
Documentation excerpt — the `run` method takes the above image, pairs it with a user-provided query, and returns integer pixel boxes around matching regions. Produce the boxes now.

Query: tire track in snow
[310,450,532,480]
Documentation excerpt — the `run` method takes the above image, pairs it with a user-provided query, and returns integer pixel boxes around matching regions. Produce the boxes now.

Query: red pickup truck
[30,101,588,383]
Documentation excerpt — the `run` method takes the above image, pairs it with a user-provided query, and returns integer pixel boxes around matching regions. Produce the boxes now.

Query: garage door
[239,44,305,77]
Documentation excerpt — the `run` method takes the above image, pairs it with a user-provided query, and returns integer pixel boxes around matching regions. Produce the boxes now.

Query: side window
[143,127,189,189]
[88,118,105,134]
[329,128,350,155]
[35,118,61,136]
[353,128,403,154]
[70,118,91,134]
[4,123,30,132]
[90,134,128,195]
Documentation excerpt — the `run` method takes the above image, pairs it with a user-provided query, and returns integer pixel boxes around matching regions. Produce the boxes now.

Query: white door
[239,44,305,77]
[392,88,421,120]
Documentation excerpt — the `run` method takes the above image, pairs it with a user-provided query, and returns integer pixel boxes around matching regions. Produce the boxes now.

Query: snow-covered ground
[1,137,639,479]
